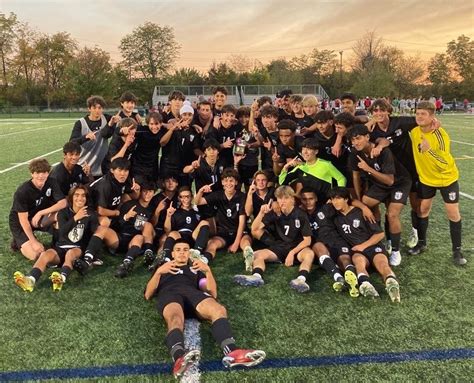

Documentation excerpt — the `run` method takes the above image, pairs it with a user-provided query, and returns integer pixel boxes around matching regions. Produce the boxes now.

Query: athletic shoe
[389,250,402,266]
[243,246,254,273]
[332,276,345,292]
[148,249,168,272]
[189,249,208,264]
[453,250,467,266]
[385,278,400,303]
[172,349,201,379]
[344,270,359,298]
[359,281,379,298]
[386,240,392,255]
[408,243,427,255]
[50,271,64,292]
[289,277,310,293]
[233,274,264,287]
[115,260,133,278]
[222,349,266,368]
[143,249,156,267]
[73,258,90,276]
[92,258,103,266]
[13,272,34,292]
[406,229,418,248]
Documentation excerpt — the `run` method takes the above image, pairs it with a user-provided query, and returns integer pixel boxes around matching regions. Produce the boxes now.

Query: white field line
[183,319,201,382]
[460,192,474,200]
[451,140,474,146]
[0,122,71,137]
[0,148,62,174]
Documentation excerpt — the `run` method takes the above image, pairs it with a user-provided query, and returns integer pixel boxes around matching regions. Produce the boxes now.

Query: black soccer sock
[390,232,401,252]
[345,264,356,275]
[143,242,153,252]
[194,225,210,252]
[319,255,339,278]
[163,237,175,260]
[411,210,419,231]
[449,220,462,252]
[211,318,237,355]
[298,269,309,280]
[85,235,103,259]
[29,267,42,282]
[124,245,142,262]
[384,215,391,241]
[417,216,429,245]
[385,274,397,283]
[165,328,185,361]
[357,273,370,285]
[252,267,264,277]
[203,251,213,263]
[60,266,72,279]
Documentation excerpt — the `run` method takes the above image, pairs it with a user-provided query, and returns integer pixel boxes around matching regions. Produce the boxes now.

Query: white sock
[297,275,306,282]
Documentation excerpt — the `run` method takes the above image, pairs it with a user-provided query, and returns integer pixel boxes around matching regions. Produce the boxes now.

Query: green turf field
[0,115,473,382]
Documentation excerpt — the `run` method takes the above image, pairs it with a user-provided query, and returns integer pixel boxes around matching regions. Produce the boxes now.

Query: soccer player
[244,171,275,218]
[13,186,98,292]
[9,159,67,260]
[256,105,279,180]
[299,94,320,137]
[162,91,185,123]
[272,119,304,176]
[211,86,228,116]
[276,89,293,121]
[340,92,368,121]
[103,117,137,175]
[348,124,411,266]
[289,94,313,132]
[150,174,179,245]
[50,141,92,196]
[234,186,315,293]
[192,100,213,137]
[194,168,252,266]
[144,239,266,379]
[408,101,466,265]
[329,187,400,302]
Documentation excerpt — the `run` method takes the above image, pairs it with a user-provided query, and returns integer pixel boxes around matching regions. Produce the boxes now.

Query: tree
[352,31,383,72]
[207,62,238,84]
[351,62,395,98]
[428,53,451,94]
[119,22,180,81]
[168,68,205,85]
[267,59,302,84]
[447,35,474,81]
[0,12,18,88]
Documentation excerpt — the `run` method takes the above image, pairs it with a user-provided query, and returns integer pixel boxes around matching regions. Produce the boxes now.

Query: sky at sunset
[3,0,473,71]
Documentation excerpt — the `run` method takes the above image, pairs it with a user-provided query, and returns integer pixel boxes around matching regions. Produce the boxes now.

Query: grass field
[0,115,473,382]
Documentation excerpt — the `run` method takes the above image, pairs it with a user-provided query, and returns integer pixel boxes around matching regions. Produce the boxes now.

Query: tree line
[0,13,472,108]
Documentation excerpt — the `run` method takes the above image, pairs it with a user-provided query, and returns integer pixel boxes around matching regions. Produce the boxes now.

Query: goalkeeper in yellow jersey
[408,101,466,266]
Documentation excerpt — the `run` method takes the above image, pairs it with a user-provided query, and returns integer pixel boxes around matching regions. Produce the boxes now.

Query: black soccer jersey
[333,207,383,246]
[132,124,166,173]
[171,208,201,234]
[204,190,246,233]
[263,207,312,245]
[10,178,64,222]
[89,173,132,210]
[260,130,279,171]
[160,126,201,170]
[70,114,113,145]
[193,159,225,192]
[103,135,137,174]
[349,147,410,189]
[56,206,99,249]
[150,192,179,231]
[237,126,259,168]
[206,125,243,168]
[313,130,351,176]
[251,188,275,216]
[277,136,304,164]
[157,265,206,293]
[118,199,154,237]
[49,162,89,196]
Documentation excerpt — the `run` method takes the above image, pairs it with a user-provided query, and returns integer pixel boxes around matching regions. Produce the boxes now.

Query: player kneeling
[144,239,265,379]
[234,185,315,293]
[329,187,400,302]
[14,186,97,292]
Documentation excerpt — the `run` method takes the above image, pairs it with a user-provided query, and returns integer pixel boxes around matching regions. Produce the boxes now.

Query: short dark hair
[257,96,273,107]
[63,141,81,155]
[340,92,357,103]
[300,187,317,198]
[172,238,191,250]
[278,89,293,98]
[203,138,221,151]
[212,86,228,96]
[348,124,370,140]
[87,95,106,108]
[139,180,156,191]
[334,112,355,128]
[168,90,185,101]
[178,185,192,195]
[198,100,212,108]
[120,91,138,103]
[302,138,320,151]
[222,104,237,115]
[370,98,393,113]
[118,117,137,130]
[67,185,89,206]
[221,167,239,181]
[278,119,297,132]
[29,158,51,174]
[328,186,351,201]
[314,110,334,123]
[146,112,163,124]
[236,106,251,119]
[260,105,279,118]
[110,158,131,170]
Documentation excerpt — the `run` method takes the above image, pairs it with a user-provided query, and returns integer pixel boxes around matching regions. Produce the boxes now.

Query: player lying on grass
[329,187,400,302]
[9,158,67,261]
[234,185,315,293]
[144,239,266,379]
[14,186,97,292]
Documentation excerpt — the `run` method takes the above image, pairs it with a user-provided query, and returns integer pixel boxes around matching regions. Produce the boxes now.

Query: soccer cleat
[233,274,264,287]
[289,277,310,293]
[50,271,64,292]
[453,250,467,266]
[222,349,266,368]
[385,278,401,303]
[332,276,345,292]
[91,258,103,266]
[344,270,359,298]
[189,249,208,264]
[389,250,402,266]
[408,243,427,255]
[13,272,35,292]
[172,349,201,379]
[359,281,380,298]
[243,246,254,273]
[406,229,418,248]
[385,240,392,255]
[115,260,133,278]
[143,249,156,267]
[73,258,90,276]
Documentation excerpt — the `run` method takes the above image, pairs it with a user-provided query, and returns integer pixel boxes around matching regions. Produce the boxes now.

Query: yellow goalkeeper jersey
[409,126,459,187]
